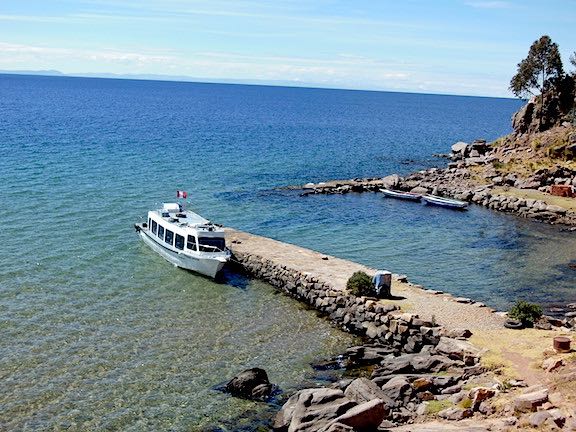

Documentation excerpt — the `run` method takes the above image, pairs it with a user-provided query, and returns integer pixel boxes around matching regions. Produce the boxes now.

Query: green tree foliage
[508,300,543,327]
[346,271,373,297]
[510,35,564,99]
[571,52,576,73]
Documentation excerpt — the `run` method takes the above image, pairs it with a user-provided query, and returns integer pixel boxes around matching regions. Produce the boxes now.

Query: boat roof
[149,203,224,233]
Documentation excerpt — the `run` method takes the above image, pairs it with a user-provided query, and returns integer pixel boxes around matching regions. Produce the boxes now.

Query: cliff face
[512,75,576,135]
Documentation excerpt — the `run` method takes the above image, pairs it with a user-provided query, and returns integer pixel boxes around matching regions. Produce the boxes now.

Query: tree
[510,35,564,99]
[571,51,576,72]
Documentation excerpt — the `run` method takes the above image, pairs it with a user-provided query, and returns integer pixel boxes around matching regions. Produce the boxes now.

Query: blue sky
[0,0,574,96]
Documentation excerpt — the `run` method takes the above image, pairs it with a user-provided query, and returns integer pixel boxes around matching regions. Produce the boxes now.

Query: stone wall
[232,251,442,353]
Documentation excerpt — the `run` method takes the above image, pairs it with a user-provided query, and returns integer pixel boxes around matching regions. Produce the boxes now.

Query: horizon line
[0,69,520,101]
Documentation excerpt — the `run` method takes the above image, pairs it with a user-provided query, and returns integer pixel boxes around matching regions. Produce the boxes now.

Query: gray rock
[273,388,357,432]
[411,354,454,373]
[451,142,469,154]
[529,411,551,428]
[435,337,481,361]
[445,328,473,339]
[442,384,463,395]
[343,377,393,405]
[437,406,473,420]
[546,204,567,214]
[380,376,413,408]
[410,186,429,195]
[333,399,388,430]
[382,174,400,189]
[374,354,415,376]
[514,388,548,413]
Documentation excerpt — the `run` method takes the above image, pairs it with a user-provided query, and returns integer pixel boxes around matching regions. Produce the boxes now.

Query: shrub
[508,300,543,327]
[347,271,373,297]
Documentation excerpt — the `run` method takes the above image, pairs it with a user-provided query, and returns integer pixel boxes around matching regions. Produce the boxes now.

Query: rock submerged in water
[225,368,274,401]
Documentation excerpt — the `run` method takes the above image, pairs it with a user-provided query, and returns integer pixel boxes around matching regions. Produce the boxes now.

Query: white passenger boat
[134,203,230,278]
[380,188,422,201]
[421,195,468,209]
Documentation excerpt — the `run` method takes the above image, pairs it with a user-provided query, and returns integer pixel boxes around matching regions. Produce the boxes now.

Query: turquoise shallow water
[1,74,575,430]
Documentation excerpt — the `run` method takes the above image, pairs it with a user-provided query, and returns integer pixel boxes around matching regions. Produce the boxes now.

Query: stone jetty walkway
[226,229,576,430]
[226,228,505,332]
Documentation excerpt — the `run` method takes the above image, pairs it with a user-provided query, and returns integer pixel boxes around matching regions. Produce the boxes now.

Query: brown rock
[541,357,565,372]
[343,377,393,405]
[514,389,549,413]
[334,399,388,430]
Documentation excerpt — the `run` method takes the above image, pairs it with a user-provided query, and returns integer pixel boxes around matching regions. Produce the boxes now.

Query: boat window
[187,235,197,251]
[151,220,158,235]
[158,225,165,240]
[175,234,184,250]
[198,237,226,252]
[165,229,174,246]
[148,217,151,228]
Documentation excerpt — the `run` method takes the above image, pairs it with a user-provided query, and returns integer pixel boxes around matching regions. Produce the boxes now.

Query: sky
[0,0,575,97]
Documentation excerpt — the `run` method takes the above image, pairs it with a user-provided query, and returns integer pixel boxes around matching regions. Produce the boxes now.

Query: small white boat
[135,203,230,278]
[422,195,468,209]
[380,188,422,201]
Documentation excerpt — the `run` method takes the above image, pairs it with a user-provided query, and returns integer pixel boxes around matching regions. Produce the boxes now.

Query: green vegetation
[508,300,543,327]
[346,271,373,297]
[426,399,453,414]
[510,35,564,99]
[459,397,473,409]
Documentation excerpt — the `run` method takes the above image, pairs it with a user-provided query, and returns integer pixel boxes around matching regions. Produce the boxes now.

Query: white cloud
[0,42,174,68]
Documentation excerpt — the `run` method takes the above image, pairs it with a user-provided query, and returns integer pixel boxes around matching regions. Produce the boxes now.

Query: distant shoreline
[0,71,518,100]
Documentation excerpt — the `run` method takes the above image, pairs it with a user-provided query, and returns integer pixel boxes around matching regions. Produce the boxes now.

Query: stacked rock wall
[232,251,441,353]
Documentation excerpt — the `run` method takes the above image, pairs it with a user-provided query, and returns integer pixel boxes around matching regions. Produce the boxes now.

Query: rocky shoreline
[225,239,576,431]
[298,131,576,226]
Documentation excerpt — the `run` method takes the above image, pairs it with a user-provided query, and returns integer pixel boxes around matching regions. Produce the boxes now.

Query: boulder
[514,388,548,413]
[380,376,413,408]
[451,142,469,154]
[445,328,473,339]
[345,345,396,366]
[225,368,273,400]
[529,411,552,428]
[541,357,565,372]
[374,354,415,376]
[344,377,393,405]
[411,354,454,373]
[469,387,496,411]
[437,406,473,420]
[410,186,429,195]
[435,337,481,361]
[273,388,357,432]
[382,174,400,189]
[333,399,388,430]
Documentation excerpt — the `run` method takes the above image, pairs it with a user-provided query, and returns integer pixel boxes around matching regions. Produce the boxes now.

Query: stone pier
[225,229,505,352]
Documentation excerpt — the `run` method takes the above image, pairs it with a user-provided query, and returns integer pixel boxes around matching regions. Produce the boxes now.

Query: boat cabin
[146,203,226,254]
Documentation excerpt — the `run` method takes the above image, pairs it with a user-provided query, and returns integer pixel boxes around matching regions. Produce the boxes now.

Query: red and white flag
[176,190,188,199]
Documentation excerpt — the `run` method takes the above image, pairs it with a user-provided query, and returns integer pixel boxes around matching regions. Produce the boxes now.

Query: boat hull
[422,195,468,209]
[380,188,422,201]
[139,230,226,278]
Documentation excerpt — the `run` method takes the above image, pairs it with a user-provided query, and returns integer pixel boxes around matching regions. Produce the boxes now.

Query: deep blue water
[1,74,575,430]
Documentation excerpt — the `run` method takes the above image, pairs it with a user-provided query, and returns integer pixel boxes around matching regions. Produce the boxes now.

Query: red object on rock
[550,185,574,197]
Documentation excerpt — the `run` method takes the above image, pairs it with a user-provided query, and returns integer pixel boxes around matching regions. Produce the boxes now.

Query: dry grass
[492,187,576,211]
[470,329,569,380]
